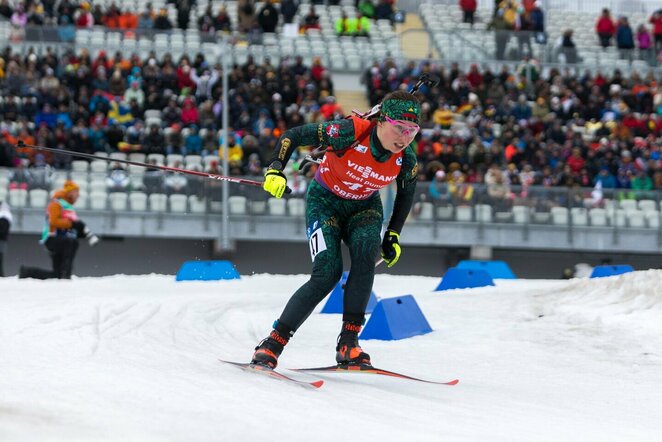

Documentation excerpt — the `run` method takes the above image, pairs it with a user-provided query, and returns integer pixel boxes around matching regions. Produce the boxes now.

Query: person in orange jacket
[19,180,99,279]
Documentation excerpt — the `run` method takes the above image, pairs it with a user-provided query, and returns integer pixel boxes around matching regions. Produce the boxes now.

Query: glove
[71,220,86,238]
[380,230,401,268]
[263,167,287,198]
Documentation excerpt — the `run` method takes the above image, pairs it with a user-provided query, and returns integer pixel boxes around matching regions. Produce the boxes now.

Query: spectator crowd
[1,0,662,206]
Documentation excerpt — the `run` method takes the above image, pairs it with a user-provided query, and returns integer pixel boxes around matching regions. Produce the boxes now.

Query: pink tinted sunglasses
[384,115,420,137]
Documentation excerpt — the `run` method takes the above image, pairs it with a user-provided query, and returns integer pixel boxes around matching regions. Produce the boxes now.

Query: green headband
[380,99,421,125]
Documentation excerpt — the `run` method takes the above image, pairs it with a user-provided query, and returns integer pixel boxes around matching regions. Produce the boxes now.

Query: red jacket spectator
[596,15,616,35]
[596,9,616,48]
[459,0,476,12]
[176,65,196,92]
[649,11,662,36]
[566,148,586,174]
[180,98,199,126]
[466,64,483,88]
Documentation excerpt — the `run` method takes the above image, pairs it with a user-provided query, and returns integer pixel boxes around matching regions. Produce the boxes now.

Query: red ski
[219,359,324,389]
[291,364,459,386]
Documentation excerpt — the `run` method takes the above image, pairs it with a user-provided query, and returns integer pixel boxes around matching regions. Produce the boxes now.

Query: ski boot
[335,321,371,366]
[251,325,291,369]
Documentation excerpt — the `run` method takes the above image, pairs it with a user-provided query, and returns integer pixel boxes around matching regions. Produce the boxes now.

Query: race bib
[308,226,327,262]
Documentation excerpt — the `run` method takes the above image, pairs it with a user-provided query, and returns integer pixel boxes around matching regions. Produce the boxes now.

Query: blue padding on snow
[590,265,634,278]
[321,271,378,314]
[457,260,516,279]
[435,268,495,291]
[175,260,241,281]
[360,295,432,341]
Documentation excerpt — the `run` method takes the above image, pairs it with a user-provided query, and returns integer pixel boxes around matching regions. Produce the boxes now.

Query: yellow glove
[380,230,401,268]
[263,168,288,198]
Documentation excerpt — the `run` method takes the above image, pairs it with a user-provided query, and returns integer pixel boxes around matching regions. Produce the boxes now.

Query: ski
[291,364,459,386]
[219,359,324,389]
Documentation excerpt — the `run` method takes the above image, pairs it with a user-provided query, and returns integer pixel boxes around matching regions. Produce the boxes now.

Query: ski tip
[311,380,325,388]
[446,379,460,386]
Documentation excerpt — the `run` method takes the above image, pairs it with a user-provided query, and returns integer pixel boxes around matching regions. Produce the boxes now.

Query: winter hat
[63,180,79,193]
[380,98,421,125]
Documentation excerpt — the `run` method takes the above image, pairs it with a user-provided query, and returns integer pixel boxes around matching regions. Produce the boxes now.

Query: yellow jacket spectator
[432,105,454,129]
[335,12,350,35]
[348,12,371,37]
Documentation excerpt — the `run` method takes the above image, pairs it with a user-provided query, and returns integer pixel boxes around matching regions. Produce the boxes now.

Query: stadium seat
[71,160,89,172]
[89,179,107,193]
[90,160,108,173]
[608,209,627,227]
[147,153,165,166]
[436,205,454,220]
[455,206,472,222]
[532,212,550,224]
[267,198,286,216]
[28,189,49,208]
[75,190,89,209]
[149,193,168,212]
[108,192,128,211]
[570,207,588,226]
[188,195,206,213]
[185,155,202,168]
[229,196,247,215]
[89,190,108,210]
[619,200,637,211]
[417,202,434,220]
[475,204,493,223]
[627,210,645,228]
[638,200,657,212]
[287,198,305,217]
[249,200,267,215]
[110,152,127,161]
[128,153,147,163]
[551,207,568,225]
[8,188,28,208]
[589,208,608,227]
[129,192,147,211]
[512,205,529,224]
[166,154,184,167]
[645,211,660,229]
[169,194,188,213]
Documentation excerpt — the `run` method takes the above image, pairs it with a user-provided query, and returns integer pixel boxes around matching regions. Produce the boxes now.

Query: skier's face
[378,116,419,153]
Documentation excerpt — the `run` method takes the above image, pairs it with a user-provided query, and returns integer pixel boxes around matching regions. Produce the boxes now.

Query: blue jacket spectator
[594,168,617,188]
[35,104,58,129]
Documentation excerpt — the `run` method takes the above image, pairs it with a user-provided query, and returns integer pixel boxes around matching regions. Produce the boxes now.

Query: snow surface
[1,270,662,442]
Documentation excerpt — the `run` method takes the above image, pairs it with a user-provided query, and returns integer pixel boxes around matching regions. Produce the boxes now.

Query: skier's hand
[263,168,288,198]
[380,230,401,268]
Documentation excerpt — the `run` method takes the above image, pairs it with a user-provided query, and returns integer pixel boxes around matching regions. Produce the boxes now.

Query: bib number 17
[308,227,327,262]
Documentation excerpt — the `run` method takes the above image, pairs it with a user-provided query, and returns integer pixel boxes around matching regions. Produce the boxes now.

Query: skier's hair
[382,90,420,104]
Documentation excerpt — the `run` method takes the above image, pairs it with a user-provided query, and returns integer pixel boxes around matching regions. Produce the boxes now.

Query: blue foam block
[435,267,495,291]
[360,295,433,341]
[590,264,634,278]
[457,260,516,279]
[175,260,241,281]
[321,271,378,314]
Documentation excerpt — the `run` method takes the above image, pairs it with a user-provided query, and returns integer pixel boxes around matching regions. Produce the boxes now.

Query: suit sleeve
[386,146,418,234]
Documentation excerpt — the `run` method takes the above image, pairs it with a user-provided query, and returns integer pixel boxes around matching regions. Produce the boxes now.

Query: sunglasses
[384,115,420,137]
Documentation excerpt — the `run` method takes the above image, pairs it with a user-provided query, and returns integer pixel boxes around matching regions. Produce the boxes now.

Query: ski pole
[14,140,291,194]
